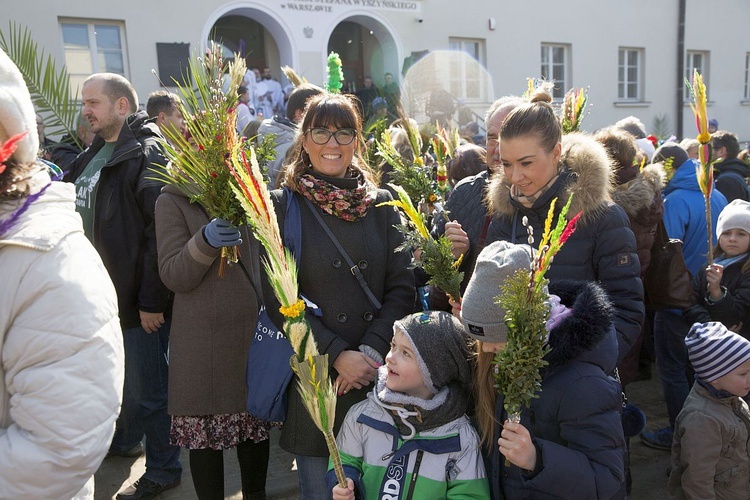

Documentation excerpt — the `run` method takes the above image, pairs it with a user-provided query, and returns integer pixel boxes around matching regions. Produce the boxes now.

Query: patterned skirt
[170,412,271,450]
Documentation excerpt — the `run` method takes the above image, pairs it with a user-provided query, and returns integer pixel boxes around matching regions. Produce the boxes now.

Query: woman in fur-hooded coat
[611,163,665,275]
[486,125,644,365]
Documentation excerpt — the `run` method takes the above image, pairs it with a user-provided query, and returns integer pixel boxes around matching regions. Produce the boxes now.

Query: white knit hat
[686,322,750,382]
[0,48,39,163]
[716,199,750,239]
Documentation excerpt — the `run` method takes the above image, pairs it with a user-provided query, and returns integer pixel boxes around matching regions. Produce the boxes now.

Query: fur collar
[610,164,666,218]
[487,133,614,226]
[544,280,616,375]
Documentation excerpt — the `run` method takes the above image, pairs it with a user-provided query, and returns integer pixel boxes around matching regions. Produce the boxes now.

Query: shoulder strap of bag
[283,187,302,265]
[302,196,383,310]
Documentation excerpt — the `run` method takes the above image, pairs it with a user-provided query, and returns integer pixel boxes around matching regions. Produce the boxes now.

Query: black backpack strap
[302,196,382,310]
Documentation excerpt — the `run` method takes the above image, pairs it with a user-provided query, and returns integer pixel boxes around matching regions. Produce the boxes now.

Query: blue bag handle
[283,187,302,266]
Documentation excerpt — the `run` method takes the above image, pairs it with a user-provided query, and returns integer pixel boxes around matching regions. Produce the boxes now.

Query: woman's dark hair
[500,87,561,153]
[280,93,375,189]
[448,143,486,186]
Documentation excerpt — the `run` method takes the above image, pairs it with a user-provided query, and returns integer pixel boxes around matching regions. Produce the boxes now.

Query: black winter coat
[715,158,750,203]
[432,169,491,293]
[264,185,415,456]
[488,281,626,500]
[486,133,644,364]
[64,111,171,329]
[683,255,750,338]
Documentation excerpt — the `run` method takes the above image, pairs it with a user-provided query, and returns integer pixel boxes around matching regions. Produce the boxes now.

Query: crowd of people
[4,42,750,499]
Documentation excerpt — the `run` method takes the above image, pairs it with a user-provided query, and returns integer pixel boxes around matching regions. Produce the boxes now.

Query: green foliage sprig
[493,267,551,416]
[493,194,582,420]
[149,43,248,270]
[378,183,464,301]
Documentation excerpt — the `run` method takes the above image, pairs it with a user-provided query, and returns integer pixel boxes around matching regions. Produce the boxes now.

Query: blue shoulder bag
[244,188,301,422]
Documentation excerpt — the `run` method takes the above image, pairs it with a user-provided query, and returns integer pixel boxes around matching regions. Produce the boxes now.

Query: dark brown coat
[611,164,666,277]
[155,185,261,416]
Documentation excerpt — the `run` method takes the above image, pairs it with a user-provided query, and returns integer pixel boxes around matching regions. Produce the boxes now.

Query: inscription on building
[282,0,419,13]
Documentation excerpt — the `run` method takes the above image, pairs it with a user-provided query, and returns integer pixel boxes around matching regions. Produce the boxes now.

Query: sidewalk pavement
[95,427,299,500]
[95,364,672,499]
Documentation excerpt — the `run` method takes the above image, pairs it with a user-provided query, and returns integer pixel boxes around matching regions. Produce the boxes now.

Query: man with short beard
[65,73,182,499]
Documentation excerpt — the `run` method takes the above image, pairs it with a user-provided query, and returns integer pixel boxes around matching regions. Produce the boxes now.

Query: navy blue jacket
[486,133,644,364]
[487,281,626,500]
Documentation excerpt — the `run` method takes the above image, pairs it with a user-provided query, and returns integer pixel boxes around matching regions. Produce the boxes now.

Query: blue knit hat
[685,322,750,382]
[372,97,387,110]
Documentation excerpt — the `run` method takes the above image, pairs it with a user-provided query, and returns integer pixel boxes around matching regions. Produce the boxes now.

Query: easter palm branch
[378,183,463,301]
[686,69,714,265]
[493,194,581,463]
[228,143,346,488]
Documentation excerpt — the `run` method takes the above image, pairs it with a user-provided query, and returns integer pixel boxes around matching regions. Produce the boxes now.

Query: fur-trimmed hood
[487,132,614,226]
[545,280,618,376]
[611,163,666,219]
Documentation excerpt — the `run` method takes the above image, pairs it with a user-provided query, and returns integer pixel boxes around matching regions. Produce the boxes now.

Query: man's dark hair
[286,83,324,122]
[85,73,139,113]
[146,90,180,119]
[712,130,740,159]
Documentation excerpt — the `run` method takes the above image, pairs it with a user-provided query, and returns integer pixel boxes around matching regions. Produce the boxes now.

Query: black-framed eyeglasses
[307,127,357,145]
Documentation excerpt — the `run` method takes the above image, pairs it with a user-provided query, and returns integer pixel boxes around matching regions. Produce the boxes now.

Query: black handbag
[643,219,696,310]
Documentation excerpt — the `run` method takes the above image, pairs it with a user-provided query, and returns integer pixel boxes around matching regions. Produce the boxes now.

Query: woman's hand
[333,351,379,394]
[332,478,355,500]
[444,221,470,259]
[498,420,537,471]
[706,263,724,301]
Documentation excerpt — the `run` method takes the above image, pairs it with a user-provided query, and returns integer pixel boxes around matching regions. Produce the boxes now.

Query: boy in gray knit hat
[329,311,489,499]
[669,322,750,499]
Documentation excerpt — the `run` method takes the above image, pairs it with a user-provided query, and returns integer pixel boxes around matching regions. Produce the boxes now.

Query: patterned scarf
[510,173,560,208]
[296,167,377,221]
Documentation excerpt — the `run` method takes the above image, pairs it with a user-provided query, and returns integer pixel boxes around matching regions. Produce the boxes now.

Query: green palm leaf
[0,21,81,148]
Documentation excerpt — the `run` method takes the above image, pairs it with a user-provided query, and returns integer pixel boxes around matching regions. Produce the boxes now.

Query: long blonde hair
[473,343,501,450]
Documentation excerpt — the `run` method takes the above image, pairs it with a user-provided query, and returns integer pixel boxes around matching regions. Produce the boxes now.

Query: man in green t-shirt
[65,73,181,499]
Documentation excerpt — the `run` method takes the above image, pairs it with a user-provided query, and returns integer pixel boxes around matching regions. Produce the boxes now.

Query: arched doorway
[327,16,398,94]
[204,6,295,83]
[210,15,270,72]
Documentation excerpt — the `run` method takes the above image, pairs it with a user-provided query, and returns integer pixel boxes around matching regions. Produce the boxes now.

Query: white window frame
[540,43,570,99]
[59,19,129,96]
[618,47,644,101]
[685,50,709,101]
[447,37,488,102]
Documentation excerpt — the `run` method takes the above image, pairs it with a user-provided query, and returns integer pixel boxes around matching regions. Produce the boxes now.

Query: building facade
[6,0,750,140]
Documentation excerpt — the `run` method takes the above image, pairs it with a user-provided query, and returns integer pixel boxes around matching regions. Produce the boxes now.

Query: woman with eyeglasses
[265,92,415,499]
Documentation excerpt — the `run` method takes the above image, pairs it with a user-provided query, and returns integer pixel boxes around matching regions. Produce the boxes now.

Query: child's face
[385,330,433,400]
[710,359,750,397]
[719,228,750,257]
